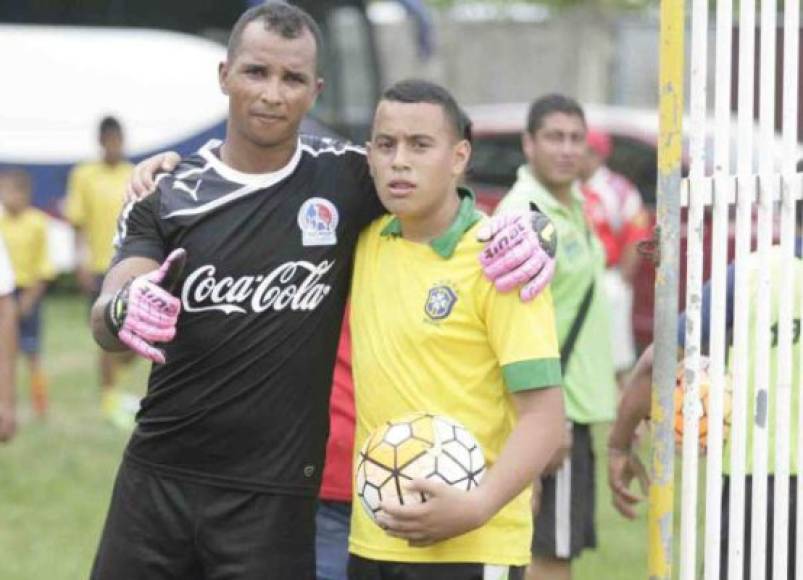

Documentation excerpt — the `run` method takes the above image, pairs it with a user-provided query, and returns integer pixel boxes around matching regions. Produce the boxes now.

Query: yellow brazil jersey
[0,207,54,288]
[349,189,562,566]
[64,160,133,273]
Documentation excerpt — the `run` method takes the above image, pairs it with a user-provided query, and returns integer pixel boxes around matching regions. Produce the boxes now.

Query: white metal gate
[652,0,801,577]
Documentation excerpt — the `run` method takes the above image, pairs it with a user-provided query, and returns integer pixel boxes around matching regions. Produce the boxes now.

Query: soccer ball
[355,412,486,525]
[674,356,733,451]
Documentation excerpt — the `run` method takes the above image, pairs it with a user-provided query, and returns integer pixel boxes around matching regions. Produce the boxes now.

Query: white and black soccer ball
[355,412,486,525]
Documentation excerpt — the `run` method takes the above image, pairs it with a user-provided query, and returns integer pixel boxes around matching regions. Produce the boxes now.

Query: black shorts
[91,459,316,580]
[347,554,525,580]
[720,475,798,580]
[532,423,596,560]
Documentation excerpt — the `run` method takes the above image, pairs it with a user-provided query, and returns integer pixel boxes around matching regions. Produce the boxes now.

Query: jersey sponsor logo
[181,260,335,314]
[298,197,339,246]
[424,284,458,321]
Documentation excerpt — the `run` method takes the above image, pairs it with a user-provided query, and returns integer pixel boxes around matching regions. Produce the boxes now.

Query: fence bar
[649,0,684,575]
[750,0,778,573]
[774,2,800,576]
[728,0,757,572]
[679,0,710,574]
[703,0,733,572]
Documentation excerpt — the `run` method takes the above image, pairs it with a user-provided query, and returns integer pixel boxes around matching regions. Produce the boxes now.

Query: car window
[607,135,658,208]
[467,133,525,189]
[306,3,379,142]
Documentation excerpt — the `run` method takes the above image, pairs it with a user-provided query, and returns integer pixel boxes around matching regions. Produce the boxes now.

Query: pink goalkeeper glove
[105,249,186,364]
[476,210,557,301]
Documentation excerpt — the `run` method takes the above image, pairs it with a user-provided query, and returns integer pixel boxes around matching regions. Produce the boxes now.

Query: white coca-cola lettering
[181,261,334,315]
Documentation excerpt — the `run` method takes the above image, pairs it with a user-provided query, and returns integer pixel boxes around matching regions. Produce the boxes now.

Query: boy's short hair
[99,116,123,139]
[526,94,586,135]
[381,79,473,144]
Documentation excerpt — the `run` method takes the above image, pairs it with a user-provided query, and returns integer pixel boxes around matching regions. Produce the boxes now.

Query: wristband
[529,202,557,258]
[104,278,133,336]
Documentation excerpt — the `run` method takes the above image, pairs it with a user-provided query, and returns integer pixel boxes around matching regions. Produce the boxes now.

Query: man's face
[523,112,586,191]
[100,130,124,163]
[219,23,323,149]
[367,101,469,220]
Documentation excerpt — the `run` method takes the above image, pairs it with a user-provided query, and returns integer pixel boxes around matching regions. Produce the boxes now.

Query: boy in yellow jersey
[348,79,566,580]
[64,117,136,425]
[0,169,54,417]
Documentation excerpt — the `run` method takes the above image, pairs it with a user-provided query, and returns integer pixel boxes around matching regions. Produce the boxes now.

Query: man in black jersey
[89,3,556,579]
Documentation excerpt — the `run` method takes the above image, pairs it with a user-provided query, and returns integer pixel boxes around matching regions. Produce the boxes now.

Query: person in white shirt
[0,237,17,441]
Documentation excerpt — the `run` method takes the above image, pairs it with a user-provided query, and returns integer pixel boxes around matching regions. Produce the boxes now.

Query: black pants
[91,460,316,579]
[348,554,525,580]
[721,475,798,580]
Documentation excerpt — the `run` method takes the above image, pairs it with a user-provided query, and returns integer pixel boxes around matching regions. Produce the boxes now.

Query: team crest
[298,197,339,246]
[424,285,458,321]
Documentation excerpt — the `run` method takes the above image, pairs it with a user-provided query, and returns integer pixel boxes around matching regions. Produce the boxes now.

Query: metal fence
[652,0,801,577]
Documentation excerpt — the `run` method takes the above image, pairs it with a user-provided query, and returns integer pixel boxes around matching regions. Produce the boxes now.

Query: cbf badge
[424,284,458,321]
[298,197,339,246]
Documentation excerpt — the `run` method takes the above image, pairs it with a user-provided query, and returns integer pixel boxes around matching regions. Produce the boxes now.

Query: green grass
[0,294,652,579]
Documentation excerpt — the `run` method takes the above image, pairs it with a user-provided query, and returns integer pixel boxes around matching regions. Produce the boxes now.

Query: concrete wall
[372,8,661,107]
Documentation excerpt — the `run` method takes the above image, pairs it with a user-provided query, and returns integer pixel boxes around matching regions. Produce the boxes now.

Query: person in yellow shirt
[64,116,136,426]
[0,169,54,417]
[348,79,566,580]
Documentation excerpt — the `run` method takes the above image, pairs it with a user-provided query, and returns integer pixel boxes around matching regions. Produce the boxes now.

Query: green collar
[516,165,584,212]
[380,186,482,258]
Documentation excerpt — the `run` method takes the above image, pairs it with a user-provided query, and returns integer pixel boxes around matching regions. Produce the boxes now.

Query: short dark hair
[99,116,122,138]
[380,79,472,143]
[0,168,32,195]
[227,2,323,73]
[526,94,586,135]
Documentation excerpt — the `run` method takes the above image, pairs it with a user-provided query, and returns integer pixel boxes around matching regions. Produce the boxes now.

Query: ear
[453,139,471,177]
[365,141,376,177]
[308,77,325,109]
[218,61,229,96]
[521,131,534,160]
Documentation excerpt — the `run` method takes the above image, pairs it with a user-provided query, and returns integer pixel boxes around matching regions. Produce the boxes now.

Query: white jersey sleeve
[0,238,14,296]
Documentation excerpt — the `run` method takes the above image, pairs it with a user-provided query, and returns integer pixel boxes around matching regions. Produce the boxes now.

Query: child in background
[0,169,54,417]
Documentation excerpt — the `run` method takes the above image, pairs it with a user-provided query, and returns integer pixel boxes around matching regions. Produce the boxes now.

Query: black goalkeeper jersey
[113,136,384,496]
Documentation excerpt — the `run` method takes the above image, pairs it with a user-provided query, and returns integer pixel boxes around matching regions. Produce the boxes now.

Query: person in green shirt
[495,94,617,580]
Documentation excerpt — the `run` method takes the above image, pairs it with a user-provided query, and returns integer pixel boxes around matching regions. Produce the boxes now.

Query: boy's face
[100,129,124,162]
[0,178,30,214]
[522,111,586,191]
[367,100,469,220]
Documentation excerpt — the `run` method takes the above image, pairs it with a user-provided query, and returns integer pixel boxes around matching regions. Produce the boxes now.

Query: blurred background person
[579,130,650,386]
[496,95,617,580]
[64,116,136,428]
[0,169,54,419]
[0,236,17,442]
